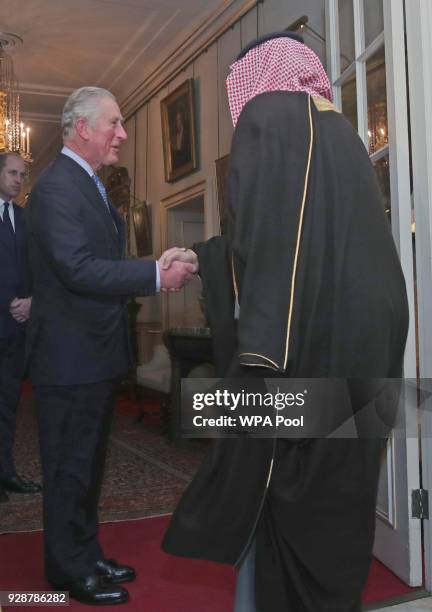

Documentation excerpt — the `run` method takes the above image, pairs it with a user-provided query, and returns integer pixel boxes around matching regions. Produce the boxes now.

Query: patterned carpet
[0,390,205,533]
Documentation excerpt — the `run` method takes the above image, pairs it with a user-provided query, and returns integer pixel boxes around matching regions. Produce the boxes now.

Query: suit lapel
[0,207,16,258]
[79,175,119,244]
[1,203,22,252]
[14,206,23,275]
[57,153,126,255]
[107,200,126,254]
[14,205,24,249]
[13,205,31,297]
[58,154,119,244]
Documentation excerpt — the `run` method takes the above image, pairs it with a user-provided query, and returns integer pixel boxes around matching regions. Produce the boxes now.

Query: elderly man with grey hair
[26,86,196,606]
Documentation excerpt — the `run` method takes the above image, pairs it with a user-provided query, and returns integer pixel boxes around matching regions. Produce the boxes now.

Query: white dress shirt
[0,198,16,231]
[61,146,94,177]
[60,146,160,291]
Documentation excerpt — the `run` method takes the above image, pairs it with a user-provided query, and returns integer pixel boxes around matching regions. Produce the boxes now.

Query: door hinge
[412,489,429,520]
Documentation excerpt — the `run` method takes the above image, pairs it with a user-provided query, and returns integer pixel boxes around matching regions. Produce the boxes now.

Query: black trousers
[0,328,26,477]
[35,380,117,584]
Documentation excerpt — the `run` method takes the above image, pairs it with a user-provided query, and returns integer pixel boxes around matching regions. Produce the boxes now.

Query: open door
[325,0,422,586]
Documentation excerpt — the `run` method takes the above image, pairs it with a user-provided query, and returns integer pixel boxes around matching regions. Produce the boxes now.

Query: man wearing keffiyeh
[162,32,408,611]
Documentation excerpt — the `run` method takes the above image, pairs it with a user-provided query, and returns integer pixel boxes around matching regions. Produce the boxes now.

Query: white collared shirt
[0,198,15,231]
[61,146,94,177]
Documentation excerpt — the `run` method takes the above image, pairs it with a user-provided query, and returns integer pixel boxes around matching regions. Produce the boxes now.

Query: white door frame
[405,0,432,593]
[326,0,422,586]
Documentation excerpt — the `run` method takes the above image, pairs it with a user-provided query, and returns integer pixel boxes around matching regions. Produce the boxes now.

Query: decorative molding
[121,0,257,118]
[20,83,73,98]
[21,111,61,124]
[160,179,207,213]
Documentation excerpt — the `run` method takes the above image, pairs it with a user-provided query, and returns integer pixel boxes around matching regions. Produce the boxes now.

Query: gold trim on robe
[282,94,314,371]
[239,352,280,369]
[312,96,341,113]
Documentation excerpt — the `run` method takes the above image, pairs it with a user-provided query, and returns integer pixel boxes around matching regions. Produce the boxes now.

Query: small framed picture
[131,201,153,257]
[161,79,198,182]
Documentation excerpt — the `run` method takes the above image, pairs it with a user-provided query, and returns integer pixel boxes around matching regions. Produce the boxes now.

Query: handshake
[158,246,199,292]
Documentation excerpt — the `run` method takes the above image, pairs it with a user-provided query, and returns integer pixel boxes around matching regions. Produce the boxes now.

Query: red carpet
[363,557,421,604]
[0,515,421,611]
[0,516,235,611]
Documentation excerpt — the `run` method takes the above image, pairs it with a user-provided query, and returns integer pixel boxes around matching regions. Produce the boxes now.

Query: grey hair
[62,86,116,138]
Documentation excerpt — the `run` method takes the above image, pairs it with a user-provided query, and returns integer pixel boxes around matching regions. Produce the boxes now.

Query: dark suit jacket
[0,204,31,339]
[26,153,156,386]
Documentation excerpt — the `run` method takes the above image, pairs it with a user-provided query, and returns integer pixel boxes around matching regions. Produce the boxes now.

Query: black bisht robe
[163,92,409,612]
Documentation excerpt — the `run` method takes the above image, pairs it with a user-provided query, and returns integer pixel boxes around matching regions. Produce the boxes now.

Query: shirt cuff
[155,261,160,292]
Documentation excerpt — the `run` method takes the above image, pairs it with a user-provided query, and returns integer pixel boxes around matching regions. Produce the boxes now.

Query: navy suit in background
[0,203,31,478]
[27,153,156,584]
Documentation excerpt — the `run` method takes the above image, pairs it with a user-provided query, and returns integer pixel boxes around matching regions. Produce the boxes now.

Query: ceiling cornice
[121,0,258,118]
[21,111,61,124]
[20,83,73,98]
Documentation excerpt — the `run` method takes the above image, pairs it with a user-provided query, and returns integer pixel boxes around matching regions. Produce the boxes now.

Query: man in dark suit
[0,152,41,503]
[27,86,196,606]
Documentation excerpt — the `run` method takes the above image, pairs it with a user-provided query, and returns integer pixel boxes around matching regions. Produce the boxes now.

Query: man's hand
[159,247,199,273]
[9,297,32,323]
[158,259,197,292]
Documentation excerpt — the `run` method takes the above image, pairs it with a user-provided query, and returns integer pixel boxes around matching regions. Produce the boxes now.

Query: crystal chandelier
[0,32,32,162]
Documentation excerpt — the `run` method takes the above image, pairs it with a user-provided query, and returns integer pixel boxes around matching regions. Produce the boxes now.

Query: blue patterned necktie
[92,174,110,211]
[92,174,118,233]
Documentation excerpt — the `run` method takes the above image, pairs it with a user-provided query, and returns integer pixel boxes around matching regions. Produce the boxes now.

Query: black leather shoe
[0,487,8,503]
[95,559,136,584]
[0,475,42,494]
[52,574,129,605]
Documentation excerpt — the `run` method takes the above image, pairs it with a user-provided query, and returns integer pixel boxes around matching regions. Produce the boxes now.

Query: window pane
[374,155,390,221]
[338,0,356,72]
[364,0,384,48]
[342,74,357,130]
[367,45,387,155]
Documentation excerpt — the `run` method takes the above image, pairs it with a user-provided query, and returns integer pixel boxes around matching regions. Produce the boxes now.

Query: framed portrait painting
[161,79,198,182]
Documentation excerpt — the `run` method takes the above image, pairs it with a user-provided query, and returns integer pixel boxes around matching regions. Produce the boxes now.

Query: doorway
[160,182,207,330]
[326,0,422,589]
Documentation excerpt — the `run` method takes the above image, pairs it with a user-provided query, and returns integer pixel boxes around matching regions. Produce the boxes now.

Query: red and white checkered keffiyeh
[226,37,333,127]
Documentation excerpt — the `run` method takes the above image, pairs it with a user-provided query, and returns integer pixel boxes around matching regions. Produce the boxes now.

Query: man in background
[0,152,41,503]
[27,86,196,605]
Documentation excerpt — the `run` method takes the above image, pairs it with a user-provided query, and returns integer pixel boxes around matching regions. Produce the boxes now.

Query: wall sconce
[286,15,352,69]
[286,15,325,44]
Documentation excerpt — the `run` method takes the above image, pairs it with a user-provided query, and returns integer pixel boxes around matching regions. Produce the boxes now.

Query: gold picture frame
[161,79,198,182]
[131,201,153,257]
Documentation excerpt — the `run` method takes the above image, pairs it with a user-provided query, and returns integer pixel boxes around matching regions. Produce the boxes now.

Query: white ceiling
[0,0,225,165]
